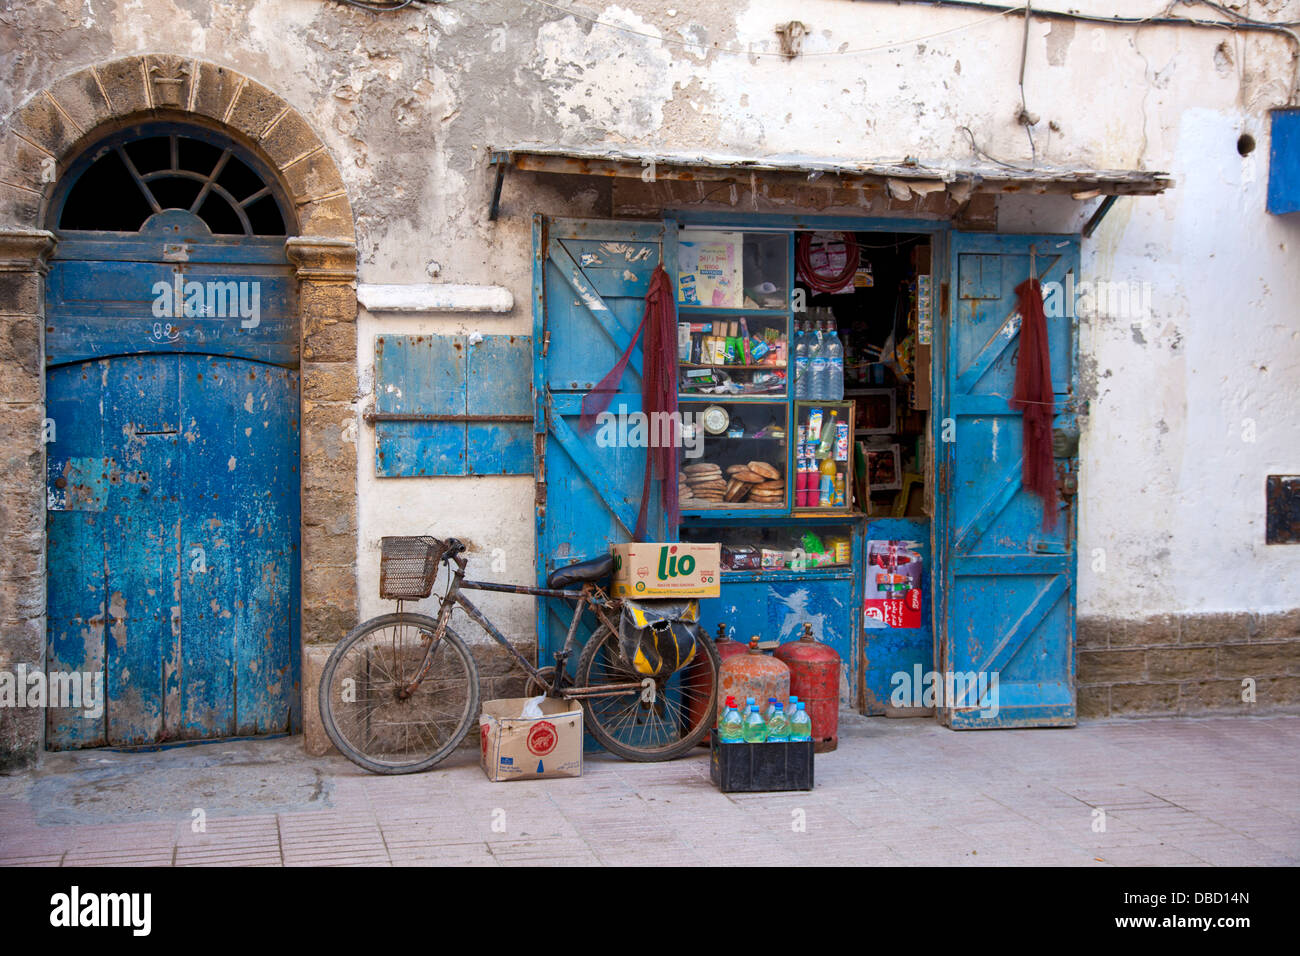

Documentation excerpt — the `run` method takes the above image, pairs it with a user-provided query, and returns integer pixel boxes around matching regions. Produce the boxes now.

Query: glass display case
[678,313,789,398]
[680,523,855,572]
[793,401,855,511]
[678,400,787,510]
[676,229,789,311]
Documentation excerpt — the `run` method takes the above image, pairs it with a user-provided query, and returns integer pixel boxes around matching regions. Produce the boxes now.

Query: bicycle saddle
[547,553,615,589]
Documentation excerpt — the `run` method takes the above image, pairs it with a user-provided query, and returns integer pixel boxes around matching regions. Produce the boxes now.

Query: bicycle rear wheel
[575,624,720,761]
[319,612,479,775]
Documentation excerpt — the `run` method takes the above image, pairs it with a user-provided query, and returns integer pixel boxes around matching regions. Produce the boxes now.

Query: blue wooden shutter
[374,334,532,476]
[936,232,1081,728]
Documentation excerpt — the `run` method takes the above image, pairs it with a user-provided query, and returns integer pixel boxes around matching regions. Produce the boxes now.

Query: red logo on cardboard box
[480,723,489,757]
[527,720,557,756]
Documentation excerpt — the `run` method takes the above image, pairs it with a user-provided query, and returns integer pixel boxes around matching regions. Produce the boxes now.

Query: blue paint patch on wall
[1268,108,1300,215]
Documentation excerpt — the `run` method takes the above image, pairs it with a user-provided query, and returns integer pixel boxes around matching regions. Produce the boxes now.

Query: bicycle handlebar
[443,539,468,568]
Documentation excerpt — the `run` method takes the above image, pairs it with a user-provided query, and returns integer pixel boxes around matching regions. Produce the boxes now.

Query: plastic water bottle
[763,697,779,722]
[767,703,790,742]
[826,321,844,401]
[794,323,810,399]
[789,701,813,742]
[810,321,828,401]
[742,704,768,743]
[719,696,744,744]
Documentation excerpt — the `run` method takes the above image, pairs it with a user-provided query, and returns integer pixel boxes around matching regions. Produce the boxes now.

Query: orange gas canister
[775,623,841,752]
[718,636,790,724]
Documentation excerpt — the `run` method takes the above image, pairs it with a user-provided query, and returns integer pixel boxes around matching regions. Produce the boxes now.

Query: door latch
[1052,423,1079,459]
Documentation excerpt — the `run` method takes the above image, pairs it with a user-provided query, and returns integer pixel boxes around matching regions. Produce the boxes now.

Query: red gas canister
[718,636,790,724]
[775,623,841,752]
[714,625,748,665]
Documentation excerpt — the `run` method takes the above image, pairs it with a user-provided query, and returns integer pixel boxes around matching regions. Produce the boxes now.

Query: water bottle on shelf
[826,321,844,401]
[763,697,779,723]
[810,320,828,401]
[718,696,744,744]
[742,704,768,743]
[767,703,790,742]
[789,701,813,742]
[794,323,810,399]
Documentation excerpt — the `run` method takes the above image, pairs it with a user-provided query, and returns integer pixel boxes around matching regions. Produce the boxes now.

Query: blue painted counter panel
[860,518,932,715]
[695,571,857,708]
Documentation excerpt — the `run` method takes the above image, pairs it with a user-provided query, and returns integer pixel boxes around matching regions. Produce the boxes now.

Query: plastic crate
[709,729,814,792]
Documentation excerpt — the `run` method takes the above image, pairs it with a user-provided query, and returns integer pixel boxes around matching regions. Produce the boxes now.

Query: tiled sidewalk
[1,714,1296,866]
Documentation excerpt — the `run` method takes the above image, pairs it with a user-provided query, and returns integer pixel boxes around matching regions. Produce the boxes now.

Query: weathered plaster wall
[3,0,1299,641]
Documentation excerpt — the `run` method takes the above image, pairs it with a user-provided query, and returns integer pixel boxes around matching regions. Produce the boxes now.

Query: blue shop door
[937,233,1080,728]
[534,216,667,662]
[45,212,300,748]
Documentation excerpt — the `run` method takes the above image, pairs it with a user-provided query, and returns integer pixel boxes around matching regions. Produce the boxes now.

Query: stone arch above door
[0,56,360,767]
[1,55,353,239]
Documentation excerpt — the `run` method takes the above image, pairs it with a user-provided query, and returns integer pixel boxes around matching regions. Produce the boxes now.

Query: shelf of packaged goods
[680,362,788,371]
[719,566,854,583]
[679,393,788,401]
[680,506,790,519]
[678,306,789,317]
[676,403,785,413]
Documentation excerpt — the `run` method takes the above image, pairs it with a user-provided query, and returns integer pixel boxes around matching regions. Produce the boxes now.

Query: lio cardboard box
[479,697,583,782]
[610,542,721,598]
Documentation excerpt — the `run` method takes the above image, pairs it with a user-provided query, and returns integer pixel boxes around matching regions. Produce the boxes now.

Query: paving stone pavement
[1,713,1296,867]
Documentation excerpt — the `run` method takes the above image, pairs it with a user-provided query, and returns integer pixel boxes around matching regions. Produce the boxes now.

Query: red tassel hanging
[579,265,679,540]
[1011,276,1058,531]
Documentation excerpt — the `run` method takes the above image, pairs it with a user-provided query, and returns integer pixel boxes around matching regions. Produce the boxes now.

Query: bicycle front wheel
[319,612,480,775]
[575,624,720,761]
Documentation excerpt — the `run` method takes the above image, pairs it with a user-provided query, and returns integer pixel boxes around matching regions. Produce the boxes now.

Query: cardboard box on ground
[480,697,584,781]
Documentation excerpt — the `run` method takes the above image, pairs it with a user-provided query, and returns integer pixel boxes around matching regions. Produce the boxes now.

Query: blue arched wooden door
[44,122,301,748]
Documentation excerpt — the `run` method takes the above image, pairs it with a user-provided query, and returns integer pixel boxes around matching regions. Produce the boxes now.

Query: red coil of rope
[796,231,860,294]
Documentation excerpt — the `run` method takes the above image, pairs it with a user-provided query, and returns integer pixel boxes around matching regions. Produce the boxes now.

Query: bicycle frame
[400,551,648,702]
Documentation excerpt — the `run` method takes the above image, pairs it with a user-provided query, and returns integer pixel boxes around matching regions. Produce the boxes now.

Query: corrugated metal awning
[487,143,1172,223]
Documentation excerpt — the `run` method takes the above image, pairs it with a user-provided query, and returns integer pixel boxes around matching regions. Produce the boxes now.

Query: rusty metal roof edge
[490,143,1174,192]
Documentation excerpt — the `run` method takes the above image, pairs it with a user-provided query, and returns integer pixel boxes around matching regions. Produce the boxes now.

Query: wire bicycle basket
[378,535,447,601]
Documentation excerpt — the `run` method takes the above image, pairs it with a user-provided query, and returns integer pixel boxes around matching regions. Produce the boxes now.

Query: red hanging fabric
[579,265,679,540]
[1011,276,1058,531]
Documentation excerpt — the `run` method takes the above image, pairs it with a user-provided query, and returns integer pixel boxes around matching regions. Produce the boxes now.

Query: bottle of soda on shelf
[819,456,837,507]
[766,703,790,742]
[818,410,838,458]
[826,321,844,401]
[742,704,768,743]
[810,320,828,401]
[789,701,813,742]
[719,696,744,744]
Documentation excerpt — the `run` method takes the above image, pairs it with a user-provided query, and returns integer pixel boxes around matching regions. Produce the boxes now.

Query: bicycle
[319,536,721,774]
